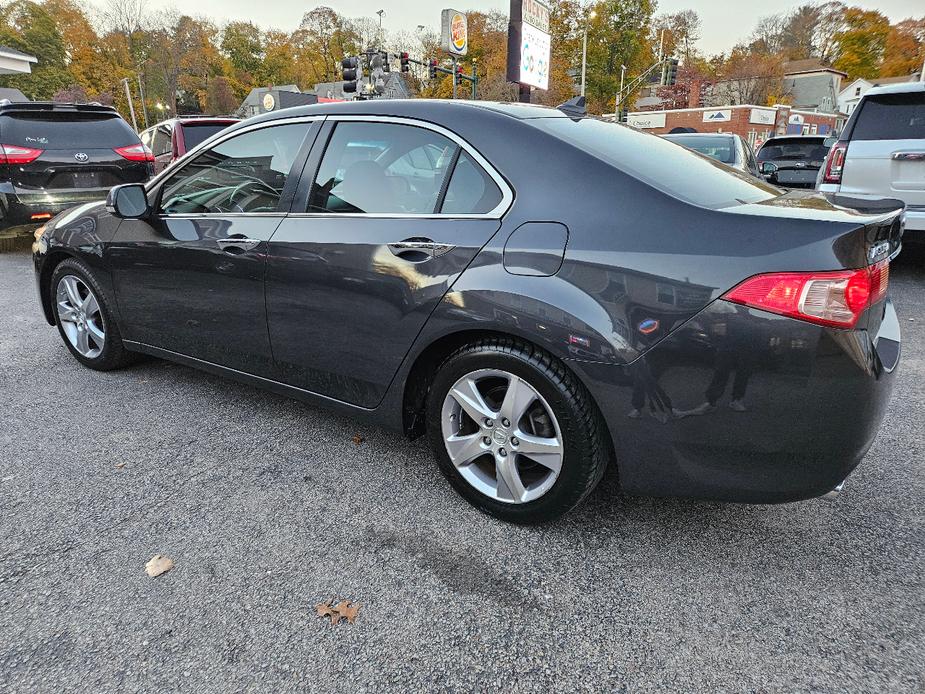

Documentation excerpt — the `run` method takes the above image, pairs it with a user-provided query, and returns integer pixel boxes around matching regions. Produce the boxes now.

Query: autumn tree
[880,18,925,77]
[832,8,890,79]
[0,1,72,98]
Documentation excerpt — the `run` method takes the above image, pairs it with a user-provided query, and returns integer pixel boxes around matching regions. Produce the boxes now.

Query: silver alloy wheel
[56,275,105,359]
[441,368,564,504]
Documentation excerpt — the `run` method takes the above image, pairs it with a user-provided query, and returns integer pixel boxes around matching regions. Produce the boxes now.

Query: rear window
[852,92,925,141]
[181,123,233,149]
[0,113,138,149]
[532,118,777,210]
[663,135,735,164]
[757,138,830,161]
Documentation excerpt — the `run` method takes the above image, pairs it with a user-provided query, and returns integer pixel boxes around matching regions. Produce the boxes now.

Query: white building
[838,73,922,115]
[0,45,37,77]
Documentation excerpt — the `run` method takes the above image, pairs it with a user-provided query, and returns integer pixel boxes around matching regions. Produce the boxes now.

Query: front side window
[159,123,308,215]
[151,125,172,156]
[309,121,459,214]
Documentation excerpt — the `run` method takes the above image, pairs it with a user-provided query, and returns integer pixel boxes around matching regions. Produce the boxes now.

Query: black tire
[50,257,135,371]
[426,338,609,524]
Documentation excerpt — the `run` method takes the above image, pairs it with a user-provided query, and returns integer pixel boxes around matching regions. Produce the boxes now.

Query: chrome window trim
[290,114,514,220]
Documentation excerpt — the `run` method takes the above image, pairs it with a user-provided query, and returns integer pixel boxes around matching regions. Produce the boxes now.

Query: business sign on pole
[520,22,551,90]
[749,108,775,125]
[627,112,667,129]
[522,0,550,32]
[703,109,732,123]
[441,9,468,56]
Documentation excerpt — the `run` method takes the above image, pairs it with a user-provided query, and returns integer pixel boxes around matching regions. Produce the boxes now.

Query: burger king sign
[441,9,468,56]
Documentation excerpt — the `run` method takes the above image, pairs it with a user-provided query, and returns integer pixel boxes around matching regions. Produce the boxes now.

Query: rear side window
[664,135,735,164]
[533,118,777,210]
[0,113,138,149]
[308,121,459,214]
[441,151,503,214]
[852,92,925,141]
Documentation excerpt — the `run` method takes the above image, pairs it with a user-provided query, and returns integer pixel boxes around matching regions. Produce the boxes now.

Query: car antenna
[557,96,586,120]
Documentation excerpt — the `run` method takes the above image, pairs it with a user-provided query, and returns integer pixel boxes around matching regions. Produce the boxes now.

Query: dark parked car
[140,116,239,174]
[756,134,836,188]
[32,100,903,523]
[662,132,762,178]
[1,101,152,229]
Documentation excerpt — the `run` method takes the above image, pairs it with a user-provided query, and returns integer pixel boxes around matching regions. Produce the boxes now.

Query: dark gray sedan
[32,99,902,523]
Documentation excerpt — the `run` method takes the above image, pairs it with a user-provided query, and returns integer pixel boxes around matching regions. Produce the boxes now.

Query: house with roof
[838,72,923,116]
[0,45,37,76]
[780,59,847,114]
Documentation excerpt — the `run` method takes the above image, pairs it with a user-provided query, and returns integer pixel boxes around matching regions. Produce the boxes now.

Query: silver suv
[818,81,925,244]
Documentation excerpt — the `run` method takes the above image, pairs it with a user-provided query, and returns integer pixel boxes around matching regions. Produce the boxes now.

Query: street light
[580,9,597,97]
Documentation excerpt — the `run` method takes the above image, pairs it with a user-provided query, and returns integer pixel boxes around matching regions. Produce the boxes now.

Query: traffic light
[380,51,390,73]
[619,107,628,123]
[400,52,410,73]
[428,59,438,79]
[342,56,361,93]
[666,58,679,86]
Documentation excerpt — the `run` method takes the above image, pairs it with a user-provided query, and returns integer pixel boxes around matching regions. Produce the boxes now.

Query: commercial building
[625,103,843,148]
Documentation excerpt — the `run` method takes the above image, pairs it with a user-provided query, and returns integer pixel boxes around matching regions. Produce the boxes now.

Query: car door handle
[387,238,456,260]
[892,152,925,161]
[217,237,261,253]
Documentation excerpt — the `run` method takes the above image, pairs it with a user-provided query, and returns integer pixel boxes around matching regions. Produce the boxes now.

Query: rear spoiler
[0,101,118,116]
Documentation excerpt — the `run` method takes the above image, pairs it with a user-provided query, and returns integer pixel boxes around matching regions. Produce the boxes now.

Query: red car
[139,117,239,173]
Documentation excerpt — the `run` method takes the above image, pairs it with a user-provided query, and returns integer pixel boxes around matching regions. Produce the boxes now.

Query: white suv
[818,81,924,243]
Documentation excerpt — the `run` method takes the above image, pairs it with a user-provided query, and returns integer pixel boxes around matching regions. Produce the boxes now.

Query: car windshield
[663,135,736,164]
[532,117,777,210]
[181,123,234,149]
[0,112,137,149]
[757,138,830,162]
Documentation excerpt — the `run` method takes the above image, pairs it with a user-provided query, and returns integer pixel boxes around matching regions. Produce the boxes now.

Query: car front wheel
[51,258,133,371]
[426,338,609,524]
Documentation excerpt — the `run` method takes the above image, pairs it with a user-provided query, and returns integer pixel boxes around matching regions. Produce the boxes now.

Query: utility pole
[452,55,458,99]
[121,78,138,132]
[137,74,149,129]
[580,10,596,97]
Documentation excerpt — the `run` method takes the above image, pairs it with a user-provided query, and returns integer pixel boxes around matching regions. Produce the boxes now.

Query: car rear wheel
[51,258,134,371]
[426,338,609,524]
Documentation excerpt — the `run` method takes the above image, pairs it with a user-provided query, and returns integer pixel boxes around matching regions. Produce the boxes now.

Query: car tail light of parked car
[724,260,889,329]
[0,143,44,165]
[822,142,847,184]
[114,143,155,162]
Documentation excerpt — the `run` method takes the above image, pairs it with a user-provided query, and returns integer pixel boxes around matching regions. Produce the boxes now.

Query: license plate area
[71,172,101,188]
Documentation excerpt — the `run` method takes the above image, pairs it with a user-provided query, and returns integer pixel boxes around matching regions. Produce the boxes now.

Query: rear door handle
[387,238,456,259]
[892,152,925,161]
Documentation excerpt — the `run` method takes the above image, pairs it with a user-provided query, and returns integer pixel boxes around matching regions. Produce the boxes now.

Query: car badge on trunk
[74,152,89,163]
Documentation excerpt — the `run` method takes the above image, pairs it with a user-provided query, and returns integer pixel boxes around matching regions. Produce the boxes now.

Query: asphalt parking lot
[1,248,923,693]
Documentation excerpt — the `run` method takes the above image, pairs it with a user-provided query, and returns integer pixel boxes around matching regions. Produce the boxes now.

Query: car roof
[243,98,569,127]
[865,81,925,97]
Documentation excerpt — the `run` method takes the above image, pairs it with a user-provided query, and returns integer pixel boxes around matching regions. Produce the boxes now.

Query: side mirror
[106,183,149,219]
[760,162,778,176]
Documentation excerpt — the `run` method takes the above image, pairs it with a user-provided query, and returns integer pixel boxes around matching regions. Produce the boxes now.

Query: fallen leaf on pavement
[115,463,126,469]
[145,554,174,577]
[335,600,361,624]
[352,433,365,445]
[315,599,361,625]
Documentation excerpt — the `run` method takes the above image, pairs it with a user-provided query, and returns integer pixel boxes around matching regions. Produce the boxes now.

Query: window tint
[151,125,171,156]
[532,118,777,210]
[756,138,830,161]
[853,92,925,141]
[663,135,735,164]
[441,151,503,214]
[181,123,233,149]
[308,122,458,214]
[159,123,307,215]
[0,113,138,148]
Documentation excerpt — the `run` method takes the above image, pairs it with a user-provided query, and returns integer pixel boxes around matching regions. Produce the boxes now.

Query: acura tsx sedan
[32,99,903,523]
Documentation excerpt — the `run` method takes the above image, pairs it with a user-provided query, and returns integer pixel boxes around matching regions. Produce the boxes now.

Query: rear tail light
[822,142,847,184]
[724,260,889,329]
[114,144,155,162]
[0,143,44,165]
[30,212,53,221]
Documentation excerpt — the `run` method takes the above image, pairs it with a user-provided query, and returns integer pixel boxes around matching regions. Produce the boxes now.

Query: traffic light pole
[613,57,678,117]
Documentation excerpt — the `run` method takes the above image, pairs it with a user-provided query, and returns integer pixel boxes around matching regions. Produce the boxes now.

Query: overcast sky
[126,0,923,56]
